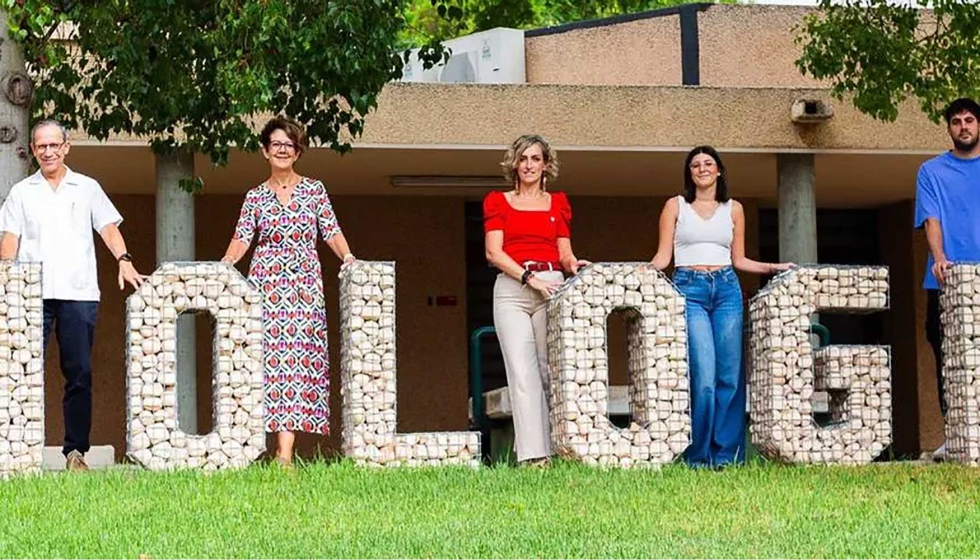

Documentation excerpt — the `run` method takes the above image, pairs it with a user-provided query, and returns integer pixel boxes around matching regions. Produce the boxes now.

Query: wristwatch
[117,252,133,263]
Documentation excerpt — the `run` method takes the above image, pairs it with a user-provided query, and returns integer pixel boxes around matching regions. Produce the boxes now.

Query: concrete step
[470,386,830,421]
[42,445,116,470]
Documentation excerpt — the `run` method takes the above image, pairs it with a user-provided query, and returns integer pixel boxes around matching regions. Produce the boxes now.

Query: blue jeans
[673,267,745,467]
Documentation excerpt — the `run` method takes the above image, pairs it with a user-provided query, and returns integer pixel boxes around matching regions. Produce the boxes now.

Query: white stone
[124,263,265,471]
[748,265,891,465]
[339,262,480,468]
[547,263,689,469]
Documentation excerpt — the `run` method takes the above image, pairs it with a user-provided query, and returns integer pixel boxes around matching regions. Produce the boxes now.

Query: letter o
[547,263,690,468]
[125,262,265,470]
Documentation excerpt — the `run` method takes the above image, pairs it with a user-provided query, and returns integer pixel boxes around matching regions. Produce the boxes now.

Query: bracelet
[117,252,133,263]
[521,270,533,285]
[342,253,356,263]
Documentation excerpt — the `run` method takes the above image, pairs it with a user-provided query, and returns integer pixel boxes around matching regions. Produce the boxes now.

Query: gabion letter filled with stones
[940,264,980,465]
[0,263,43,478]
[748,265,891,465]
[339,261,481,467]
[547,263,690,468]
[125,262,265,471]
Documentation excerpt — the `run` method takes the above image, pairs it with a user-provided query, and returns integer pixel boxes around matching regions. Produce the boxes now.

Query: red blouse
[483,190,572,267]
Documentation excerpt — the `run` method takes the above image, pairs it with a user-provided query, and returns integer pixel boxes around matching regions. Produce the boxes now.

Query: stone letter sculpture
[0,263,43,477]
[547,263,690,468]
[126,262,265,470]
[339,261,480,467]
[940,264,980,465]
[748,265,891,465]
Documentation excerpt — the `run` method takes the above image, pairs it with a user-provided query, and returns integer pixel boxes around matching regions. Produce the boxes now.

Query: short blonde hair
[500,134,559,188]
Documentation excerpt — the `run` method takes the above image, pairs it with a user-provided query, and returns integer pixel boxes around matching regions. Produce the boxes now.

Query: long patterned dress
[233,177,341,435]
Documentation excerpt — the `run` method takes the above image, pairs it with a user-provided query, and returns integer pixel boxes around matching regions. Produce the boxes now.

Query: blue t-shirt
[914,151,980,289]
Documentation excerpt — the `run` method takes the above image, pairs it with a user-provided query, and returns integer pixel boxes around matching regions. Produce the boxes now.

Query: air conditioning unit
[400,28,526,84]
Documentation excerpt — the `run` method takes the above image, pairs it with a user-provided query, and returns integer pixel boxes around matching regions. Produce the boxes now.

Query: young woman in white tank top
[650,146,792,469]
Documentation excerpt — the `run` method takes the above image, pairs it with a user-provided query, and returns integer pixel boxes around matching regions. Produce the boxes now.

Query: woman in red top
[484,134,589,467]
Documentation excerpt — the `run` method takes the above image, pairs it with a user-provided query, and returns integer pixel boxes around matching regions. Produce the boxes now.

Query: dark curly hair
[944,98,980,124]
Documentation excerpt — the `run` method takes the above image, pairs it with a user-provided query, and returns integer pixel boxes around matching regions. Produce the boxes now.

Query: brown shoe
[520,457,551,469]
[66,450,89,472]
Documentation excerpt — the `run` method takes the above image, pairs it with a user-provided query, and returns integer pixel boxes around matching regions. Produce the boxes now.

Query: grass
[1,459,979,558]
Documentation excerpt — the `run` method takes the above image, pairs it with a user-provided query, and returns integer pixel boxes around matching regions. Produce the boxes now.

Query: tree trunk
[0,10,33,202]
[156,150,197,434]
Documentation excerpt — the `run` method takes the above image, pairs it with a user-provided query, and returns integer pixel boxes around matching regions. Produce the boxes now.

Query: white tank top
[673,195,734,267]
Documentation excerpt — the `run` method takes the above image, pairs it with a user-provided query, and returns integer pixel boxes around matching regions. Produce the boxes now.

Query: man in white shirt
[0,120,145,471]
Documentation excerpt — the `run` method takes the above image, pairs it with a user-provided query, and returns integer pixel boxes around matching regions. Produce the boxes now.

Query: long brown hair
[683,146,729,203]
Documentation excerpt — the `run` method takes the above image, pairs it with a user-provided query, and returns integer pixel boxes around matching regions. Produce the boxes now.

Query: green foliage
[797,0,980,123]
[401,0,716,46]
[1,461,980,557]
[2,0,452,192]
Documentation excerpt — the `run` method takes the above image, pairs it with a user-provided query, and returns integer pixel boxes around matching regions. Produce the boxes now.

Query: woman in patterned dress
[220,116,356,467]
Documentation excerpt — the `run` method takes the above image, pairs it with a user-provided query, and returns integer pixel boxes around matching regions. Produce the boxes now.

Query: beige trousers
[493,270,563,462]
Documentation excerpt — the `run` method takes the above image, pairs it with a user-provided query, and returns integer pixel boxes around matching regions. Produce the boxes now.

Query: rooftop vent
[791,98,834,124]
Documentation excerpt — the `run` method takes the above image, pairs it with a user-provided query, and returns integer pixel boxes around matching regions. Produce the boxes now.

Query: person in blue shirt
[914,97,980,461]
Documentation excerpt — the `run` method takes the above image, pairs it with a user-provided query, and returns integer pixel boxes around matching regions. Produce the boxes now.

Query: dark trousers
[926,290,947,417]
[42,299,99,456]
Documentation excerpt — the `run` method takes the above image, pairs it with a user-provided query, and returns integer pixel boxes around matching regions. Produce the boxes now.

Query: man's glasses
[33,142,65,153]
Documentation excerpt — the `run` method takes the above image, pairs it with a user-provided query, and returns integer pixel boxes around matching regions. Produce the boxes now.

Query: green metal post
[469,326,497,432]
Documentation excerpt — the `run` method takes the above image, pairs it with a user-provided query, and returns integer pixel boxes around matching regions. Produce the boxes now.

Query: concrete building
[59,3,946,460]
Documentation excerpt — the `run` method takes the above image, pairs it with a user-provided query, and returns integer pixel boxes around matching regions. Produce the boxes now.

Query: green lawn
[1,460,978,558]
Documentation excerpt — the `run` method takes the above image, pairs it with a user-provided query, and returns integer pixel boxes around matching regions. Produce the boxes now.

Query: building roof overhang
[68,83,947,207]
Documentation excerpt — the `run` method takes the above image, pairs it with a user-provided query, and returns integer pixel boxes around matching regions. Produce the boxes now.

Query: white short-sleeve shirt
[0,166,122,301]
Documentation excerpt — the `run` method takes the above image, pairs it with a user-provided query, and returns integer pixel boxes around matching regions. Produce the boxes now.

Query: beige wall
[524,4,824,89]
[568,196,664,385]
[63,6,943,160]
[698,5,822,88]
[72,83,950,156]
[360,84,949,154]
[526,16,682,86]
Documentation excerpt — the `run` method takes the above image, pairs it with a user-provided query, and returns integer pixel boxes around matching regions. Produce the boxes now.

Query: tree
[1,0,457,265]
[3,0,451,431]
[796,0,980,123]
[401,0,715,46]
[0,5,34,201]
[5,1,453,192]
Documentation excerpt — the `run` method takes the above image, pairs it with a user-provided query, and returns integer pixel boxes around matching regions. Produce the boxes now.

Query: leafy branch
[797,0,980,123]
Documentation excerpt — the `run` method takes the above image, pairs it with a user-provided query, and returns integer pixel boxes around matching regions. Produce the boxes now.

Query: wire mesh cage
[747,265,891,465]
